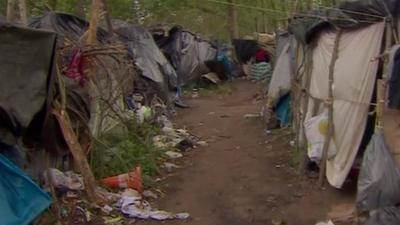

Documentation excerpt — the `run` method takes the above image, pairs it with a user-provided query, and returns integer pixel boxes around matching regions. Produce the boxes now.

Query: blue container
[0,154,52,225]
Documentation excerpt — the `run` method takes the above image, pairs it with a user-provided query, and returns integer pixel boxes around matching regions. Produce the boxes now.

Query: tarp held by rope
[155,26,217,86]
[289,0,399,44]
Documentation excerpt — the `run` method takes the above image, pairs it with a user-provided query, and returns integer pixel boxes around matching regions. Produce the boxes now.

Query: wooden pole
[6,0,18,23]
[261,0,266,33]
[52,109,98,202]
[101,0,114,35]
[227,0,239,39]
[18,0,27,25]
[318,30,342,187]
[376,22,393,129]
[299,47,313,175]
[87,0,102,45]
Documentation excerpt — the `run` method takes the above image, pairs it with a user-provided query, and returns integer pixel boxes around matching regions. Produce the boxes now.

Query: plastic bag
[364,207,400,225]
[356,131,400,211]
[304,111,337,161]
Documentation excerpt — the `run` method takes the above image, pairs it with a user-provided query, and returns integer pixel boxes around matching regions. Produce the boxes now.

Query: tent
[268,0,400,223]
[116,24,178,103]
[267,0,400,194]
[153,26,217,87]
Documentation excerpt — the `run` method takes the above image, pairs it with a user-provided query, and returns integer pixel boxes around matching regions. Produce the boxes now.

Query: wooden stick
[318,29,342,187]
[87,0,101,45]
[101,0,114,35]
[52,109,98,202]
[299,47,313,175]
[376,22,393,129]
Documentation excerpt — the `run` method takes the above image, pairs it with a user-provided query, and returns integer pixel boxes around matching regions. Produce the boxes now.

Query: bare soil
[139,80,354,225]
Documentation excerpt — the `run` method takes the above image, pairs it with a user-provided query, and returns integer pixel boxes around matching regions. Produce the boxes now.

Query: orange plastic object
[101,167,143,193]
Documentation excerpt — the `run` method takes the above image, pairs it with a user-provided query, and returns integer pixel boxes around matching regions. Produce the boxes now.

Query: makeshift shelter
[268,0,400,223]
[30,13,161,139]
[153,26,218,87]
[0,21,55,224]
[116,24,178,103]
[266,0,400,221]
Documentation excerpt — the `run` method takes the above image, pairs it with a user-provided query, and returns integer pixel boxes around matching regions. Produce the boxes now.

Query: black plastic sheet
[0,23,56,145]
[156,26,217,86]
[116,25,178,100]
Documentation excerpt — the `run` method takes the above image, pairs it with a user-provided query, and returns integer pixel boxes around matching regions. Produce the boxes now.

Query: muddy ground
[139,80,355,225]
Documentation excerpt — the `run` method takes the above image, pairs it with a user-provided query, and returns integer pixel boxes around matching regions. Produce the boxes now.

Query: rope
[293,82,378,106]
[205,0,382,24]
[317,5,385,19]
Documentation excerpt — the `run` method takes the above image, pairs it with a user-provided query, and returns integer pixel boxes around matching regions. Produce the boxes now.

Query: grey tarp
[116,25,177,100]
[156,26,217,86]
[289,0,399,43]
[357,131,400,212]
[357,131,400,224]
[0,22,56,145]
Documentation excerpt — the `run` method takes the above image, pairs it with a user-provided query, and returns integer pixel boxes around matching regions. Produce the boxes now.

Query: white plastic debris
[165,151,183,159]
[117,194,189,220]
[244,113,260,119]
[143,190,158,199]
[163,162,180,173]
[136,106,152,124]
[196,140,209,147]
[44,168,84,191]
[101,205,113,215]
[315,220,335,225]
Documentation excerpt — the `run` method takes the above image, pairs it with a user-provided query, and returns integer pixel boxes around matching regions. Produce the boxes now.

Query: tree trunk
[261,0,266,33]
[87,0,101,45]
[6,0,18,23]
[18,0,27,25]
[49,0,57,10]
[227,0,239,40]
[101,0,113,35]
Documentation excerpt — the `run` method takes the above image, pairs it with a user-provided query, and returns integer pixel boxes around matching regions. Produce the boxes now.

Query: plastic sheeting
[158,27,217,86]
[232,39,259,64]
[388,45,400,109]
[0,22,56,145]
[305,22,384,188]
[267,43,292,107]
[0,154,52,225]
[117,25,178,99]
[357,131,400,225]
[289,0,399,44]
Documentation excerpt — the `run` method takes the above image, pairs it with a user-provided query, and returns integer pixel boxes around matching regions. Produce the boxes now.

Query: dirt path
[141,80,354,225]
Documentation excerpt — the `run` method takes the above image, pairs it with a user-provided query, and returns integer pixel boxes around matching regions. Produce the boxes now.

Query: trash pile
[42,167,190,223]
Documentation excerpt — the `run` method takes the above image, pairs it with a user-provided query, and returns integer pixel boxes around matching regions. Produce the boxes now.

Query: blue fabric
[0,154,52,225]
[217,51,233,79]
[275,94,291,127]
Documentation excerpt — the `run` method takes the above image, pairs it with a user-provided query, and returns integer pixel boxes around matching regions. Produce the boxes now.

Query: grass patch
[184,82,234,97]
[90,120,166,187]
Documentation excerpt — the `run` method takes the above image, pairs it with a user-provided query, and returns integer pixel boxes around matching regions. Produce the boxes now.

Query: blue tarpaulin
[275,94,291,127]
[0,154,52,225]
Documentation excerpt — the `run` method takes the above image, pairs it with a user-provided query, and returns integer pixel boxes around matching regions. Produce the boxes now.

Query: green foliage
[1,0,340,40]
[91,119,165,187]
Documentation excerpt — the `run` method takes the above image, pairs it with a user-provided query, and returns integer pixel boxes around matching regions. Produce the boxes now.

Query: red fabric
[64,49,88,86]
[255,49,269,62]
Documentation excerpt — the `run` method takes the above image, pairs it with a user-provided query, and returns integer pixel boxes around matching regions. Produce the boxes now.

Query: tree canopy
[1,0,339,40]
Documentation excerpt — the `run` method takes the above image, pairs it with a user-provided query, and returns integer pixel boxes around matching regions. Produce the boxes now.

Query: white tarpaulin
[267,43,291,107]
[306,23,384,188]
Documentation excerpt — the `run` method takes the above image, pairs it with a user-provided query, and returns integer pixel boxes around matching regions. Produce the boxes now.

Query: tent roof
[289,0,399,43]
